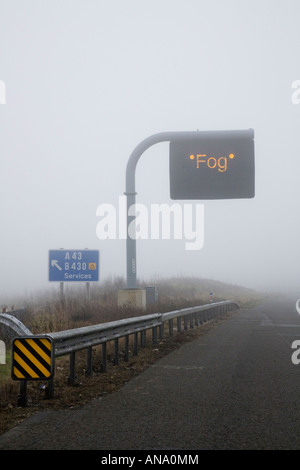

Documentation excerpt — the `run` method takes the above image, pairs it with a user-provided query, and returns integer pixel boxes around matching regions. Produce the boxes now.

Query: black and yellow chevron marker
[11,336,54,380]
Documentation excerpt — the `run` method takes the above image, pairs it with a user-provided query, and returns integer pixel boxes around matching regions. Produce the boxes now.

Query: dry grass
[0,276,265,436]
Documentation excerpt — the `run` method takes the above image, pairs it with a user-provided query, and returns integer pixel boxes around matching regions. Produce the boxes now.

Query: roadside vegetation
[0,276,266,435]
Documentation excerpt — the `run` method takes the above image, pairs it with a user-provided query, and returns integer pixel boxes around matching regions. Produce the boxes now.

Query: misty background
[0,0,300,300]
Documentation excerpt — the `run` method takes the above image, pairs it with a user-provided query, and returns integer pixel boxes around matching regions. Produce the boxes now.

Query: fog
[1,0,300,300]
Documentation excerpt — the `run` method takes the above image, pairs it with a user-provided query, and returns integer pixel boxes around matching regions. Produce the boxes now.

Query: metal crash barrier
[0,300,239,406]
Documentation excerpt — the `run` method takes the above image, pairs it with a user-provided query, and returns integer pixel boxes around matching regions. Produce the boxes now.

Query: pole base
[117,289,146,309]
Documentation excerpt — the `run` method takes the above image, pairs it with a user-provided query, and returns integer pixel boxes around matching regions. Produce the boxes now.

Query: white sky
[1,0,300,299]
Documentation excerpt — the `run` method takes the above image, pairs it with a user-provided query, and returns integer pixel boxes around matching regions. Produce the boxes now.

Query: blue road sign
[49,250,99,282]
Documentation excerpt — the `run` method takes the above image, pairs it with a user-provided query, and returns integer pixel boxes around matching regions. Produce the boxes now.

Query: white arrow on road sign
[51,260,62,271]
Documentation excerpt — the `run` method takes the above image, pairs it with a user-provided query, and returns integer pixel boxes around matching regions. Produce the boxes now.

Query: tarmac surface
[1,296,300,450]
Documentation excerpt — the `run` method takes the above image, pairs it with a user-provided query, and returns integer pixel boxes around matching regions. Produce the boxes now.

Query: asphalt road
[1,296,300,450]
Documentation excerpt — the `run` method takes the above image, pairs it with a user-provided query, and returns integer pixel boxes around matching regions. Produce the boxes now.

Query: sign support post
[125,131,198,289]
[60,282,64,304]
[86,282,90,302]
[124,130,254,292]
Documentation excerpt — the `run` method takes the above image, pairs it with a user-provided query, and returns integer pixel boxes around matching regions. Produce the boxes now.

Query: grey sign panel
[169,129,255,200]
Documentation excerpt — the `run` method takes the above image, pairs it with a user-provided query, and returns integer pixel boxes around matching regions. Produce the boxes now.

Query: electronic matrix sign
[169,129,254,200]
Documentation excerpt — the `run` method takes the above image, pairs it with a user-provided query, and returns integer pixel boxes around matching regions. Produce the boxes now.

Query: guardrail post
[45,377,55,399]
[133,332,138,355]
[124,335,129,361]
[101,343,107,372]
[68,351,76,385]
[159,322,164,339]
[86,347,93,376]
[114,338,119,365]
[152,326,157,344]
[140,330,146,347]
[177,316,181,332]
